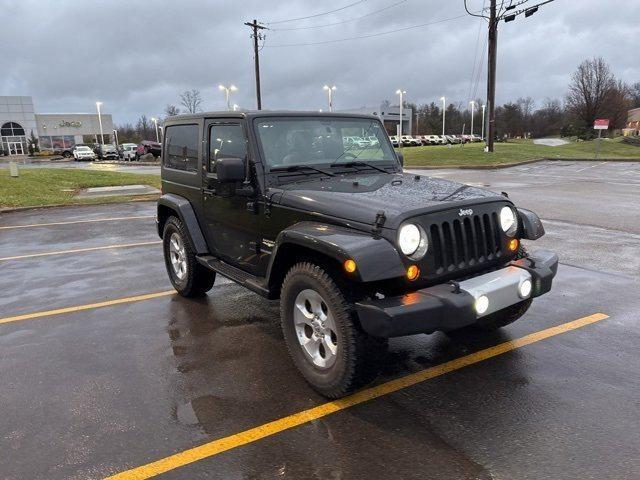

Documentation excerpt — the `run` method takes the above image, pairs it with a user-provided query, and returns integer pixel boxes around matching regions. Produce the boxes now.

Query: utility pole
[245,19,267,110]
[486,0,497,152]
[465,0,555,152]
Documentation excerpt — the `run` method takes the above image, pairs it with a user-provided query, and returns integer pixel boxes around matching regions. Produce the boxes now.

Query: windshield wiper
[330,161,388,174]
[271,165,335,177]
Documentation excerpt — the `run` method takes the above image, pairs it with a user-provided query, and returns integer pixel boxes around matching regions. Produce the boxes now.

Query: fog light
[343,259,357,273]
[475,295,489,315]
[406,265,420,281]
[508,238,519,252]
[519,279,532,298]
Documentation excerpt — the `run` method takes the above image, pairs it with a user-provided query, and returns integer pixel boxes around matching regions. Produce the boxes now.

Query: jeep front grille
[429,212,503,274]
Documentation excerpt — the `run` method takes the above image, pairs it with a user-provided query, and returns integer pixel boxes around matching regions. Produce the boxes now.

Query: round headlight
[500,206,518,236]
[398,223,428,259]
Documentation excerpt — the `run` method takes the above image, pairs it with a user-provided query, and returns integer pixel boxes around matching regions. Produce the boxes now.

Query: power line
[271,0,407,31]
[265,0,368,25]
[465,0,556,152]
[266,14,469,47]
[466,0,487,102]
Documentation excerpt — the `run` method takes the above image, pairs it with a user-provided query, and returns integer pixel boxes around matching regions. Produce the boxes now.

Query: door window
[209,124,247,173]
[164,124,199,171]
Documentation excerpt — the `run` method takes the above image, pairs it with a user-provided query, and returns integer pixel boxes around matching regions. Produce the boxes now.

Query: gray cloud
[1,0,638,124]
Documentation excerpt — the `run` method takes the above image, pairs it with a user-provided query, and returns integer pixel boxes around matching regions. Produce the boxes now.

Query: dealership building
[0,96,113,155]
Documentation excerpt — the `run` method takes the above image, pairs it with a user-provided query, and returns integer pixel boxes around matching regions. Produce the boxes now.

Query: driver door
[202,119,261,273]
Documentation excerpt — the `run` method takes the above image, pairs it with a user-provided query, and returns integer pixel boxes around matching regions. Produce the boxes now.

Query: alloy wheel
[293,289,339,369]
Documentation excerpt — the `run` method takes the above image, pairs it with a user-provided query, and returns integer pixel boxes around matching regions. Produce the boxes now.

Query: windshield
[254,117,397,168]
[77,146,90,151]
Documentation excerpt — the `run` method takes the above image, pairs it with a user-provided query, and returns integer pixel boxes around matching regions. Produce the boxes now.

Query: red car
[136,140,162,159]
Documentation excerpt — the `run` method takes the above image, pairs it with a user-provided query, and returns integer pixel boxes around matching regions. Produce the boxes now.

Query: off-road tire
[280,262,387,398]
[162,216,215,297]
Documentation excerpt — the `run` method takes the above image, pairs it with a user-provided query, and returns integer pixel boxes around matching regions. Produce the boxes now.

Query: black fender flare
[156,194,209,254]
[266,222,406,283]
[517,207,545,240]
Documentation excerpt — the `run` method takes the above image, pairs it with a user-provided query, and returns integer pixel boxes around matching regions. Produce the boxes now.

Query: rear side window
[164,124,199,171]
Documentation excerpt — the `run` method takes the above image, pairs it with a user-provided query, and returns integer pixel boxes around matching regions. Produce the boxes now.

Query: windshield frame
[251,115,400,176]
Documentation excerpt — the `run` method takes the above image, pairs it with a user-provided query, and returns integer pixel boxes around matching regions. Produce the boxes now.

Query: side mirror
[395,150,404,167]
[217,157,245,183]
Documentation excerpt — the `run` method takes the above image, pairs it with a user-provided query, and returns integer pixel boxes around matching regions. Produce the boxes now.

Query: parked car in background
[120,143,138,161]
[423,135,444,145]
[469,134,483,142]
[136,140,162,159]
[118,142,137,158]
[401,135,421,146]
[57,146,76,158]
[445,135,461,144]
[73,145,96,161]
[97,144,119,160]
[413,135,429,146]
[389,135,399,148]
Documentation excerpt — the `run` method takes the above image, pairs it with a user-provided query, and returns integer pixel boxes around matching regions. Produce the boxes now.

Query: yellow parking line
[0,290,175,325]
[0,215,155,230]
[0,241,162,262]
[106,312,609,480]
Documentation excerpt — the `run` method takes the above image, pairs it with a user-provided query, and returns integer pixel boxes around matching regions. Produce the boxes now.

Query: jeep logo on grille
[458,208,474,216]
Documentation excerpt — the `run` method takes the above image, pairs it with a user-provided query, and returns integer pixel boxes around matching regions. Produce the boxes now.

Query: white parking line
[0,241,161,262]
[0,215,155,230]
[575,161,607,173]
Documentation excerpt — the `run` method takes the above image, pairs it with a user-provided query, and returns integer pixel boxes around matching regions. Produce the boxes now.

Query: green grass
[0,168,161,208]
[402,137,640,167]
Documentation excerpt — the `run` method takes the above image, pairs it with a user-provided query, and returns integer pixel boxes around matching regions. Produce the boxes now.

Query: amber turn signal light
[406,265,420,281]
[508,238,519,252]
[344,259,357,273]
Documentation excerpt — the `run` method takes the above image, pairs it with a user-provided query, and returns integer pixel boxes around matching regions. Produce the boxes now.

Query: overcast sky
[1,0,638,124]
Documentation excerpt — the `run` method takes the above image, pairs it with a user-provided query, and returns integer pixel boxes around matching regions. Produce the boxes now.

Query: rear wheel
[280,262,387,398]
[162,216,215,297]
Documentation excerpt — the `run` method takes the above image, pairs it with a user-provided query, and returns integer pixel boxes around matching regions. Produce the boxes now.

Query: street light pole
[113,129,119,147]
[96,101,104,144]
[481,104,486,141]
[396,89,406,141]
[218,84,237,111]
[323,85,336,111]
[440,96,446,136]
[469,100,475,137]
[151,117,159,142]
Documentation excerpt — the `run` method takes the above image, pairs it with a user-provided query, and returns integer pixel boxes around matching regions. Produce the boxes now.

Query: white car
[121,143,138,161]
[73,146,96,161]
[424,135,445,145]
[401,135,421,146]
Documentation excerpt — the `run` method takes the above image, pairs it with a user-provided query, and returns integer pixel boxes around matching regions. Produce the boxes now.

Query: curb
[98,161,160,166]
[0,194,159,214]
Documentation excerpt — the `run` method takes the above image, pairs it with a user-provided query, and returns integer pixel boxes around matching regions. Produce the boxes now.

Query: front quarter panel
[269,222,405,282]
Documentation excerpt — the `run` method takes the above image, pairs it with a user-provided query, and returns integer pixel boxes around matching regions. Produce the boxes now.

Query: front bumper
[355,250,558,338]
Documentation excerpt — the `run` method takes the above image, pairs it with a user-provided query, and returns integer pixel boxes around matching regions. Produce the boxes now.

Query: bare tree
[566,57,616,129]
[136,115,153,140]
[165,104,180,117]
[629,82,640,109]
[606,80,633,129]
[180,89,203,114]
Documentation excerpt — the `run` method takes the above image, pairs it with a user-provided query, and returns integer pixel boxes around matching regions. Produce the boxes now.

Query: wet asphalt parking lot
[1,160,639,479]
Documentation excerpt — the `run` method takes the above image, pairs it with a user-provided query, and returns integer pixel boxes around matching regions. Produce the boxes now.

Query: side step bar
[196,255,271,297]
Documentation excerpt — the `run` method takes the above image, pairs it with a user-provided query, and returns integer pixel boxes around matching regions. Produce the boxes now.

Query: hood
[277,172,505,229]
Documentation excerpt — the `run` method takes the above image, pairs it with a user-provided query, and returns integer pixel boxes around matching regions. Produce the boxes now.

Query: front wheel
[162,216,215,297]
[280,262,387,398]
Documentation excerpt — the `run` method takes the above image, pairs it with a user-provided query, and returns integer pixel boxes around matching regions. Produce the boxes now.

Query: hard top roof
[164,110,380,124]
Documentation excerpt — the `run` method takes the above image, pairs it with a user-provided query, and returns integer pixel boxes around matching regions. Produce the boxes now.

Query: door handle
[203,188,216,196]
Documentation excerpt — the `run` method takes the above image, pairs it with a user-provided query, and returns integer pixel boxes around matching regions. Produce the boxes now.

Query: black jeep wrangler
[157,111,558,398]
